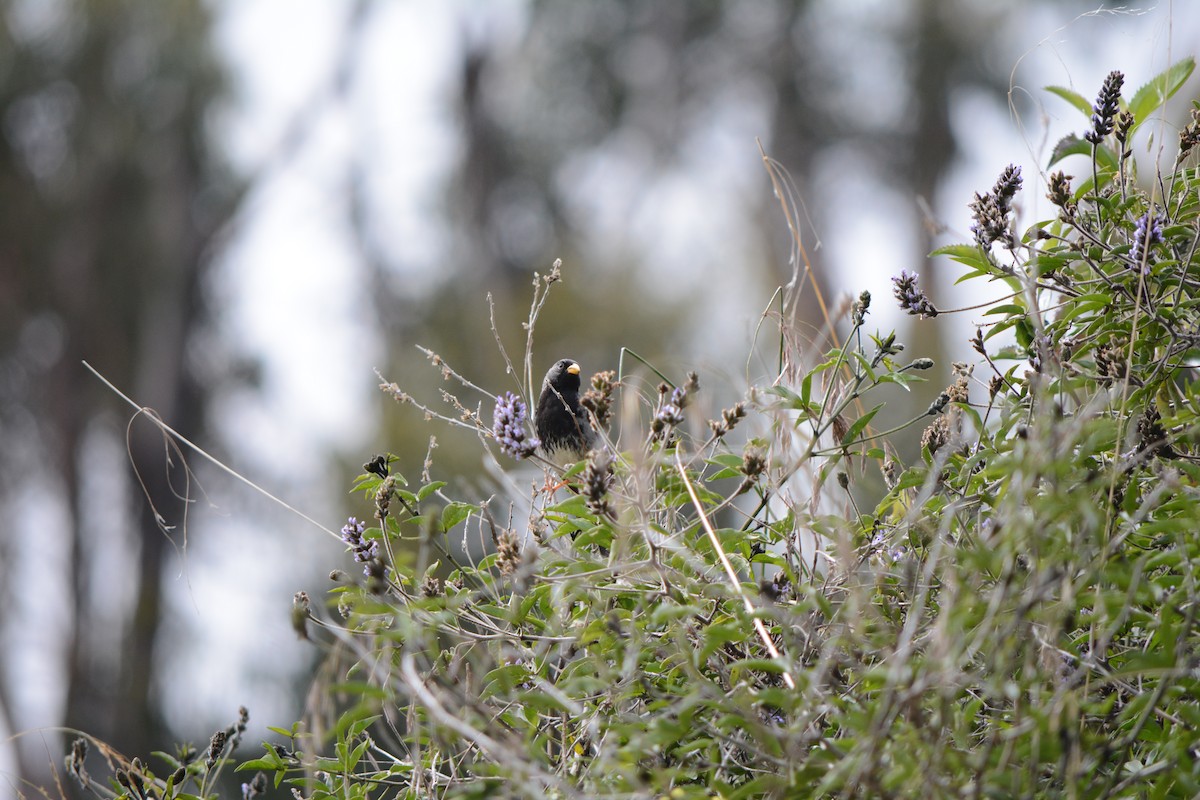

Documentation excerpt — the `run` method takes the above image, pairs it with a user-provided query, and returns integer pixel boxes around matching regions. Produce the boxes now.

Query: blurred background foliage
[0,0,241,781]
[0,0,1190,796]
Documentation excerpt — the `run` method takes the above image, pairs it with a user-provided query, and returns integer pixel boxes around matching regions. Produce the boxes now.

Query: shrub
[70,59,1200,800]
[243,59,1200,800]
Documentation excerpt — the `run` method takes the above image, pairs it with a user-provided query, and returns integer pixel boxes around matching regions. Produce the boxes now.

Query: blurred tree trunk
[0,0,239,788]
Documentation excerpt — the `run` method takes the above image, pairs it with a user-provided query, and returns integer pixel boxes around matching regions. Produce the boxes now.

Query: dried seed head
[580,370,618,428]
[1047,171,1074,214]
[291,591,311,640]
[852,289,872,325]
[709,401,747,438]
[1095,340,1128,383]
[742,447,767,481]
[206,730,228,768]
[921,415,951,455]
[1180,108,1200,156]
[375,475,397,521]
[66,738,90,785]
[926,392,951,416]
[881,459,899,489]
[421,573,443,597]
[496,530,522,576]
[584,450,616,520]
[242,772,268,800]
[1136,407,1176,459]
[948,363,971,404]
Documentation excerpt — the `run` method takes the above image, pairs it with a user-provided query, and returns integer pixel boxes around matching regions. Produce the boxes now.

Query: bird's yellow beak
[567,363,580,375]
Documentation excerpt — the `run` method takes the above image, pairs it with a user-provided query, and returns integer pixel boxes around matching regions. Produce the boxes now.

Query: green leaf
[728,658,787,683]
[649,602,701,628]
[698,620,744,662]
[238,744,286,772]
[764,383,817,417]
[440,501,474,532]
[1014,316,1035,350]
[931,243,988,269]
[1044,84,1094,117]
[1048,134,1119,171]
[851,351,876,383]
[842,403,883,444]
[708,453,745,470]
[346,736,370,773]
[984,303,1026,317]
[547,492,590,517]
[1129,57,1195,125]
[350,474,382,495]
[416,480,446,501]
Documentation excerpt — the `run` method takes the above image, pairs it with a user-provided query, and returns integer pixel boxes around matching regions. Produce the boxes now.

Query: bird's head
[542,358,582,394]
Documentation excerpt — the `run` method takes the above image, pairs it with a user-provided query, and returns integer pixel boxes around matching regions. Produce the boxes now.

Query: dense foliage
[67,60,1200,799]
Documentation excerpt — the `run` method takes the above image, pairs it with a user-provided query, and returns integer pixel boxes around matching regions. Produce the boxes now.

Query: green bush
[67,59,1200,800]
[249,60,1200,800]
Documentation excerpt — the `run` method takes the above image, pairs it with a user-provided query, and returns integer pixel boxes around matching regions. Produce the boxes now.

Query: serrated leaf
[1045,84,1094,117]
[1049,134,1120,172]
[1129,57,1195,124]
[931,243,988,269]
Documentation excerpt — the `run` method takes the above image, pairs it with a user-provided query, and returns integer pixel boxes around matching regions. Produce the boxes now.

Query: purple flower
[1084,71,1124,145]
[991,164,1023,212]
[655,403,684,427]
[969,165,1022,248]
[340,516,378,573]
[892,270,938,318]
[1130,210,1165,273]
[493,392,540,459]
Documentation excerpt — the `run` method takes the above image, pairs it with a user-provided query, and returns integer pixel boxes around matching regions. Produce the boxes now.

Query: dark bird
[535,358,597,464]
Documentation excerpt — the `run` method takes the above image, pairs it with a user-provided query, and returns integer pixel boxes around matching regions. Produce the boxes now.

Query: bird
[535,358,597,465]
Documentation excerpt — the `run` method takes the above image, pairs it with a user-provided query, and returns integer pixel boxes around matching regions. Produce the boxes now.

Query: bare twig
[84,361,340,542]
